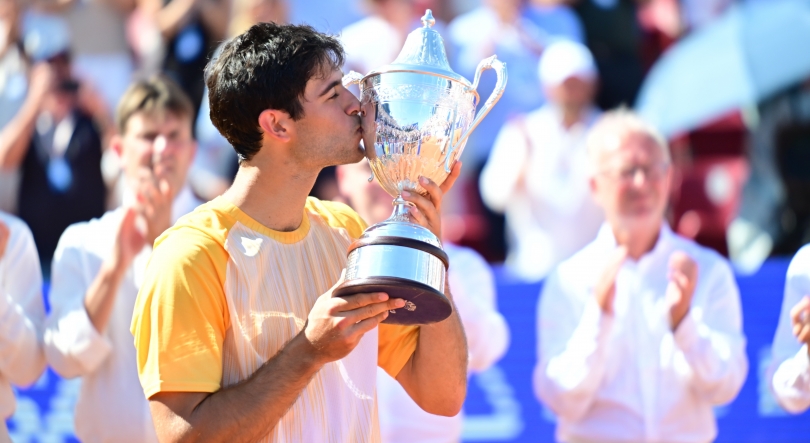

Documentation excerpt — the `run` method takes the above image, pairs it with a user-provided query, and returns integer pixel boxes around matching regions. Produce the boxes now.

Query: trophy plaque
[333,10,507,325]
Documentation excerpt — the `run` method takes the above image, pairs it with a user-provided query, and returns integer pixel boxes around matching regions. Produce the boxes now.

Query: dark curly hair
[205,22,345,162]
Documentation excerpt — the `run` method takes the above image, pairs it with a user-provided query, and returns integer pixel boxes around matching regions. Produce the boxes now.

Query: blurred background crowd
[3,0,810,280]
[2,0,810,441]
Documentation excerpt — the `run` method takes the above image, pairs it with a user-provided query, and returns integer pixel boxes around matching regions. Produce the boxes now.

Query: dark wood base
[333,276,452,325]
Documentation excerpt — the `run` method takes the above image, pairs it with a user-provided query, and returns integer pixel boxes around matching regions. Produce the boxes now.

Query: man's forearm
[397,288,468,417]
[0,98,39,169]
[83,260,127,333]
[153,330,323,443]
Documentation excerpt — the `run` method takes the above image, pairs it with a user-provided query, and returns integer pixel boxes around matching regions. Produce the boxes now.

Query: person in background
[336,159,510,443]
[534,109,747,443]
[447,0,546,168]
[43,76,199,443]
[572,0,645,110]
[768,244,810,414]
[0,212,46,442]
[480,40,603,281]
[1,17,106,276]
[140,0,231,116]
[191,0,287,201]
[340,0,438,76]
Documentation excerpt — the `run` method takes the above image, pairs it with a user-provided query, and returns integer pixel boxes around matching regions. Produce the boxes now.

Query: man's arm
[148,285,404,443]
[671,258,748,405]
[397,163,469,416]
[0,216,46,387]
[769,247,810,413]
[395,284,468,416]
[533,247,625,421]
[0,64,52,170]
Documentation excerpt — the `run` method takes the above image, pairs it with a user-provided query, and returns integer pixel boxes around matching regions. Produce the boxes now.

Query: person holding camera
[0,10,106,275]
[43,75,200,443]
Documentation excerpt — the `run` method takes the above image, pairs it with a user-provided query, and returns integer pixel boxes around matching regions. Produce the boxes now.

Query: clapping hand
[790,296,810,355]
[666,251,699,331]
[594,246,628,315]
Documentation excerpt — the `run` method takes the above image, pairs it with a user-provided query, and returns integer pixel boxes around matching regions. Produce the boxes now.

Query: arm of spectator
[0,64,52,170]
[151,0,200,40]
[479,120,529,213]
[533,270,613,422]
[673,259,748,405]
[0,217,46,387]
[197,0,231,41]
[768,247,810,414]
[447,246,509,372]
[44,224,114,379]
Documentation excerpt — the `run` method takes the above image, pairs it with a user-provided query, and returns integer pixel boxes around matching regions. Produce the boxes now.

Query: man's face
[292,66,364,169]
[546,76,596,110]
[117,111,196,197]
[336,160,392,225]
[591,132,671,230]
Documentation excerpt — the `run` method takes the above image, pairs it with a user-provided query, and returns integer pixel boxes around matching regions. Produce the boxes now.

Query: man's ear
[110,134,123,157]
[258,109,293,143]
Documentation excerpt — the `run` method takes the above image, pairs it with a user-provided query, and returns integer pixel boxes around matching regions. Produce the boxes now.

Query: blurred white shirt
[535,223,748,443]
[480,105,603,281]
[377,244,510,443]
[43,186,200,443]
[0,211,46,420]
[768,245,810,414]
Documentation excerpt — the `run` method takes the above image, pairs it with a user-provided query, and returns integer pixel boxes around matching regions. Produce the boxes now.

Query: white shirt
[43,186,201,443]
[0,211,46,420]
[768,245,810,414]
[534,223,748,443]
[377,244,510,443]
[480,105,604,281]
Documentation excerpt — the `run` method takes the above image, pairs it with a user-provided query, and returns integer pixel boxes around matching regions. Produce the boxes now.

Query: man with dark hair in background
[131,22,468,442]
[44,75,199,443]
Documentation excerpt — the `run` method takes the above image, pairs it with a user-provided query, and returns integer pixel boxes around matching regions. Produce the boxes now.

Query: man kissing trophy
[336,10,507,325]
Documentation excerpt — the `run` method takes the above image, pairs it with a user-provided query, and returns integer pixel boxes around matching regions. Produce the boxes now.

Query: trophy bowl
[333,10,506,325]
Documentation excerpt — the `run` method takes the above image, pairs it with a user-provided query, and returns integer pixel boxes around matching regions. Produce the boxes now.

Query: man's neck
[560,104,587,130]
[611,221,661,261]
[223,157,319,232]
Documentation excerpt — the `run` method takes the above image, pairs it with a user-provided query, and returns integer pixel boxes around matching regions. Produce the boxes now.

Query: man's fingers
[342,298,405,322]
[347,310,389,336]
[439,160,462,194]
[332,291,389,312]
[408,205,429,227]
[790,296,810,326]
[401,192,438,228]
[797,323,810,344]
[418,175,443,210]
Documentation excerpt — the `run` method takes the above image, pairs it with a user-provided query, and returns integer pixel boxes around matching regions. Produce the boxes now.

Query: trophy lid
[366,10,469,86]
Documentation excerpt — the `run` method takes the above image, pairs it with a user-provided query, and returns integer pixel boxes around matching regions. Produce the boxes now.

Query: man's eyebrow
[318,79,342,97]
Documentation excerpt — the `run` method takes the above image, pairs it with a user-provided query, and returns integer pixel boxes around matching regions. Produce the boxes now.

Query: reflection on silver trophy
[333,10,507,325]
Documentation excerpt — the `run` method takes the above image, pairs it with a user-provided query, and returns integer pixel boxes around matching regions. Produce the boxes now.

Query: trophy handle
[342,70,365,88]
[444,55,508,173]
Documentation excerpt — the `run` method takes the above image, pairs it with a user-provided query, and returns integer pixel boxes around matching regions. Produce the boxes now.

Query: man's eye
[330,89,339,100]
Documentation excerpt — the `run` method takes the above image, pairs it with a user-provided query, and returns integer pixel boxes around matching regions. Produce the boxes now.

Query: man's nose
[631,168,648,188]
[347,93,361,116]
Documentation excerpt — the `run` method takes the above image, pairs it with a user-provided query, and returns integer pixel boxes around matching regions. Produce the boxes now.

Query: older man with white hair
[481,39,603,281]
[534,109,748,443]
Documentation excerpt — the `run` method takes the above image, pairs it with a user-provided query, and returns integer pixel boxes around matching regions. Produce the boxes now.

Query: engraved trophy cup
[333,10,507,325]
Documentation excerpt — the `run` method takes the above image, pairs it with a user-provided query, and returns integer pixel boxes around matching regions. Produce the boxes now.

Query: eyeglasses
[598,162,670,184]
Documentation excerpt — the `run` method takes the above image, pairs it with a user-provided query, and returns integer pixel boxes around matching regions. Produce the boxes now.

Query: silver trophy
[333,10,507,325]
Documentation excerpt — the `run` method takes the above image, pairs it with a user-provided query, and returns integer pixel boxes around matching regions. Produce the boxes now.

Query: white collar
[595,221,675,264]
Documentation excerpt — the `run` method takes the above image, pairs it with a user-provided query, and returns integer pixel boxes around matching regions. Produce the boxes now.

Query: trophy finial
[421,10,435,28]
